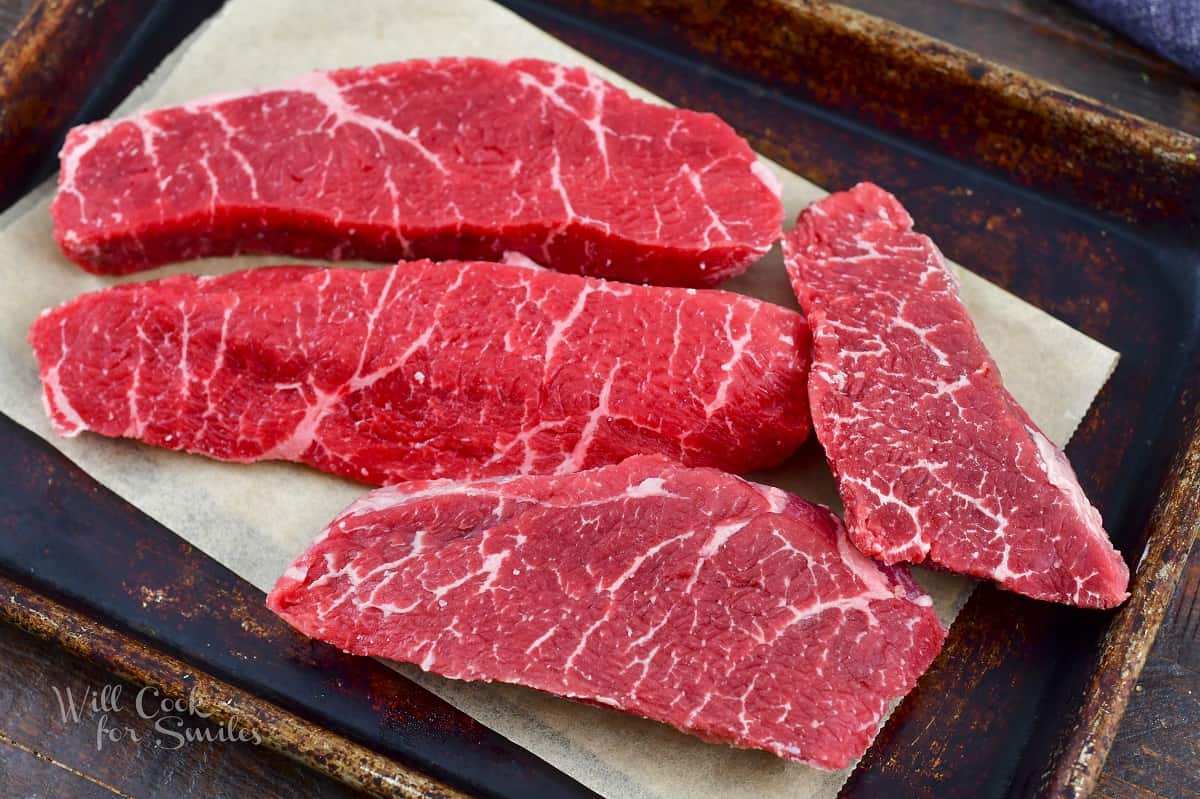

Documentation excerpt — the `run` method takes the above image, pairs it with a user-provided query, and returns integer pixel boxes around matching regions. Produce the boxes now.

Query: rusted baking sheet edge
[0,572,466,799]
[1045,405,1200,798]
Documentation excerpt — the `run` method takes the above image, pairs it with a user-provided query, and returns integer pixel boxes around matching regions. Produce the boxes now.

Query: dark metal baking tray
[1,1,1197,797]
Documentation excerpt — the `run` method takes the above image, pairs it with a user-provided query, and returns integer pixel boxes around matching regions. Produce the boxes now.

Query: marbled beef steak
[29,259,810,484]
[52,58,783,286]
[782,183,1129,608]
[267,455,946,769]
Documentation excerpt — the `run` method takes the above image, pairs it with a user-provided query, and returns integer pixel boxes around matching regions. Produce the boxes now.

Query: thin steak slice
[267,454,946,769]
[29,259,810,484]
[52,58,782,286]
[782,183,1128,608]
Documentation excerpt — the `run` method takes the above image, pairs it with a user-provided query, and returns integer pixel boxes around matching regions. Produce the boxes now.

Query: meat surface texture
[29,260,811,484]
[51,58,783,286]
[267,455,946,769]
[782,183,1129,608]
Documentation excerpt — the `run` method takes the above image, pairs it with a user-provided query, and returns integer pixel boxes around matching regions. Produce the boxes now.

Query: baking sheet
[0,1,1119,797]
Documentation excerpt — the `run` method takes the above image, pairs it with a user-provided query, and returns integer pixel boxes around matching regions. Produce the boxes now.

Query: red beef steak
[29,260,810,484]
[267,455,946,769]
[782,182,1128,608]
[52,58,783,286]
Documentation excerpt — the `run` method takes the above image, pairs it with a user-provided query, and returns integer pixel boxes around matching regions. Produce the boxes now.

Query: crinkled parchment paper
[0,1,1119,797]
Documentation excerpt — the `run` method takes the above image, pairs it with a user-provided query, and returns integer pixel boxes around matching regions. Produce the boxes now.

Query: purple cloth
[1069,0,1200,76]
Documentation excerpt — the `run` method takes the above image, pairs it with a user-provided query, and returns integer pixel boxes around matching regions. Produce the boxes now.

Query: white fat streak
[262,385,340,460]
[57,121,118,222]
[563,617,606,672]
[703,303,755,416]
[38,321,89,436]
[282,564,308,581]
[430,570,476,599]
[548,149,578,222]
[516,63,611,179]
[604,531,693,594]
[834,523,924,605]
[524,625,559,655]
[558,359,621,474]
[542,282,594,366]
[683,164,732,246]
[41,362,88,436]
[1027,424,1106,534]
[625,477,667,498]
[207,106,260,198]
[750,160,783,199]
[701,520,750,558]
[339,477,523,518]
[475,550,509,594]
[754,484,792,514]
[285,70,447,174]
[500,251,548,270]
[771,538,917,634]
[679,518,753,594]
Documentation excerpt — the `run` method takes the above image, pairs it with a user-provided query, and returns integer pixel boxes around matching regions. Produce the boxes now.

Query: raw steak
[29,259,811,484]
[52,58,783,286]
[267,454,946,769]
[782,183,1129,608]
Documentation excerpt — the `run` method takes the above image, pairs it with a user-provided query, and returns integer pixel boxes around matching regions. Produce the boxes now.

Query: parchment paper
[0,1,1120,797]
